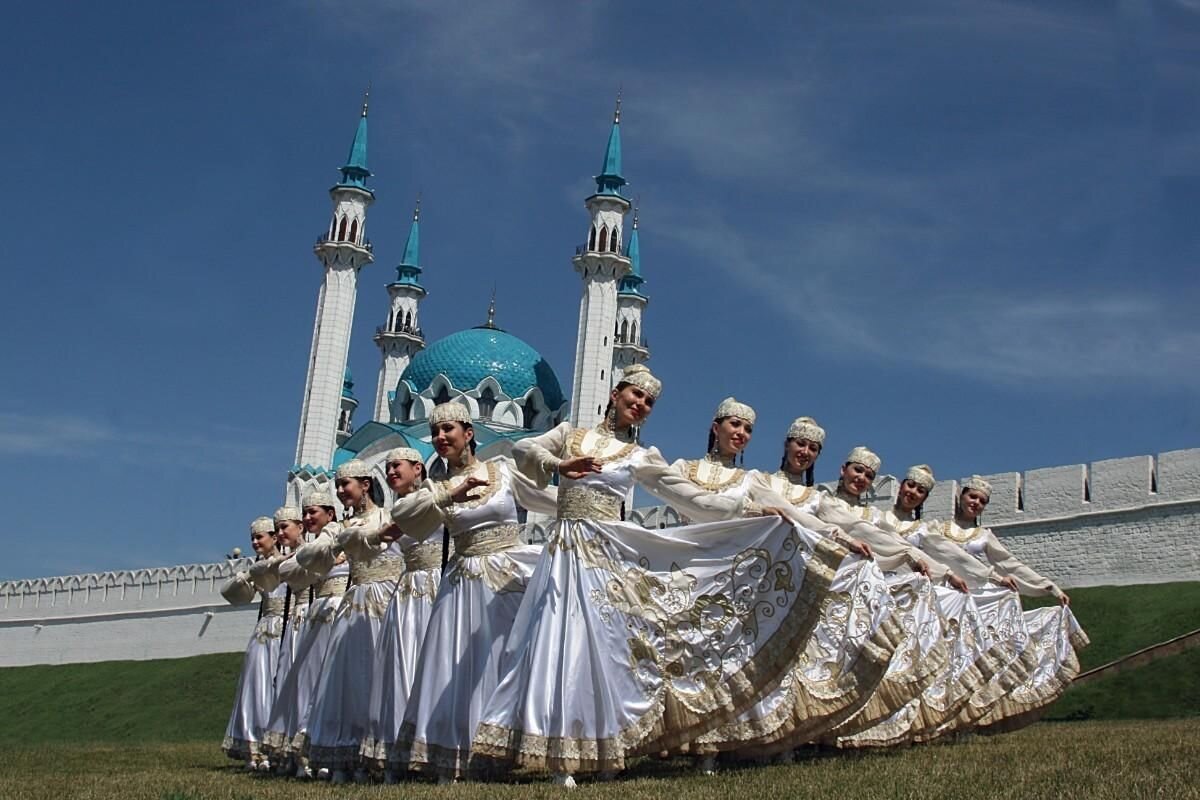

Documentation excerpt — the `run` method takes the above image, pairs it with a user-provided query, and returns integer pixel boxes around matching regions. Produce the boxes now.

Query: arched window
[619,319,629,343]
[588,225,597,251]
[611,229,620,253]
[348,218,359,244]
[395,393,412,422]
[598,226,608,253]
[406,310,413,327]
[630,321,638,344]
[478,385,497,419]
[522,399,537,429]
[336,216,348,241]
[434,384,452,406]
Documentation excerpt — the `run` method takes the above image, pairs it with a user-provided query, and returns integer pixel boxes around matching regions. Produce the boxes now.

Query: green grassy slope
[0,652,241,745]
[0,582,1195,745]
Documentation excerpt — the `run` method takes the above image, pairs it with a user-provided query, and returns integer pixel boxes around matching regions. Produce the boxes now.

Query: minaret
[337,368,358,445]
[568,97,633,428]
[372,199,427,422]
[612,206,649,386]
[287,95,375,501]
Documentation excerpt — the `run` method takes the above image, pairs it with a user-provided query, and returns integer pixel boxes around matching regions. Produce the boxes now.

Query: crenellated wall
[0,560,261,667]
[2,449,1197,667]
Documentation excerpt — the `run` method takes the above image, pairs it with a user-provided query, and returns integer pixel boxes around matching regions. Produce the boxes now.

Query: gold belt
[350,556,405,586]
[316,575,349,598]
[557,486,621,521]
[261,597,286,617]
[455,524,522,557]
[404,541,443,571]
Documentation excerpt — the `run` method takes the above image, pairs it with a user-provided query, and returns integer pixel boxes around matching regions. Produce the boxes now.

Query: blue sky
[1,0,1197,579]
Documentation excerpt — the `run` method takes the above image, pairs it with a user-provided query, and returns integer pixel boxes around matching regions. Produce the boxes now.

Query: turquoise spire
[619,207,646,296]
[392,198,424,287]
[342,366,356,398]
[338,91,372,189]
[594,94,626,197]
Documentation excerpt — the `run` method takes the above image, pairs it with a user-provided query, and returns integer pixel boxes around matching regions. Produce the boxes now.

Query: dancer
[668,400,899,767]
[839,465,1001,747]
[935,476,1088,734]
[300,459,396,784]
[472,366,864,785]
[388,404,557,783]
[358,447,440,783]
[220,516,287,771]
[269,505,307,711]
[262,491,346,777]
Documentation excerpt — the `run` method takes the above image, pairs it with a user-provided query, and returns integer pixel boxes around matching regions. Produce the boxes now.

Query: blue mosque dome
[399,326,565,410]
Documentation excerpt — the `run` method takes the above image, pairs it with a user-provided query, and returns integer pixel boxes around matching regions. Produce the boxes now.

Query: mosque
[283,97,647,506]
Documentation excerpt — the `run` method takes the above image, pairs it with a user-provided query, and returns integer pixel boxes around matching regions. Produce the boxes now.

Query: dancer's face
[250,528,276,556]
[431,421,473,463]
[274,519,304,549]
[841,461,876,496]
[386,459,423,495]
[611,385,655,429]
[783,438,821,474]
[959,489,989,519]
[335,476,368,508]
[897,479,929,513]
[711,416,753,459]
[303,505,335,533]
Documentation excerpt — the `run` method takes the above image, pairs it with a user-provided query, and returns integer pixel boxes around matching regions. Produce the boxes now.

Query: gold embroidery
[682,458,746,492]
[404,541,443,571]
[260,597,287,617]
[439,461,502,513]
[315,575,348,598]
[568,428,637,465]
[942,520,983,544]
[454,523,522,557]
[556,486,622,521]
[350,556,405,585]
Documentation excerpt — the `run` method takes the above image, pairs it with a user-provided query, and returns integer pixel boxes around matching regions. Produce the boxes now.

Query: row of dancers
[220,364,1089,786]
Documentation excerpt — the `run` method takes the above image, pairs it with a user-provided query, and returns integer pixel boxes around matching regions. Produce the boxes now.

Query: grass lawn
[4,720,1197,800]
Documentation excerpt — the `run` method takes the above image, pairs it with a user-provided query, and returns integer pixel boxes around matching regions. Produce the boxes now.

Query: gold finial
[613,87,622,124]
[633,196,640,229]
[413,193,421,222]
[361,85,370,117]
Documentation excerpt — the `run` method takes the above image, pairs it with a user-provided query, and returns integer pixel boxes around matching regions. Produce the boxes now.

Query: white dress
[929,521,1089,735]
[220,563,288,763]
[838,511,1001,748]
[262,523,349,758]
[668,461,901,757]
[471,423,867,775]
[390,457,556,779]
[301,506,400,771]
[359,530,444,769]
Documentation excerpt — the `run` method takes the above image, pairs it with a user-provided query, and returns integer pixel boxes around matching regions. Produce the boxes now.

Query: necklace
[439,461,501,511]
[570,428,637,465]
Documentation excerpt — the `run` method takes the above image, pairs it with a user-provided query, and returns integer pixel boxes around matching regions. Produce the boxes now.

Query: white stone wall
[568,269,623,429]
[0,560,261,667]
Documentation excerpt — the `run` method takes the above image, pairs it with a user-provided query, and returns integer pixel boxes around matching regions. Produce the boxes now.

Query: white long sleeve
[633,448,745,523]
[511,422,572,487]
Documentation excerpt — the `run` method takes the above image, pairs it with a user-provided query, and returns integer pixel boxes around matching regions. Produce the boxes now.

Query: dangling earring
[459,445,471,468]
[604,405,617,429]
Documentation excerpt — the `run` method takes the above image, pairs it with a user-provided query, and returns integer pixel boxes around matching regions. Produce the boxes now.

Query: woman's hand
[1058,591,1071,606]
[947,574,969,594]
[450,476,489,504]
[377,523,404,543]
[848,539,872,559]
[557,456,602,480]
[997,576,1019,592]
[760,506,791,518]
[913,558,931,576]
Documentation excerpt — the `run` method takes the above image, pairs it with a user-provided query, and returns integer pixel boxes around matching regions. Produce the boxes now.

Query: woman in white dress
[299,459,398,783]
[358,447,438,782]
[389,403,558,783]
[668,400,899,767]
[471,366,873,785]
[220,516,288,771]
[784,442,957,741]
[262,491,346,776]
[839,465,1004,748]
[931,476,1089,735]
